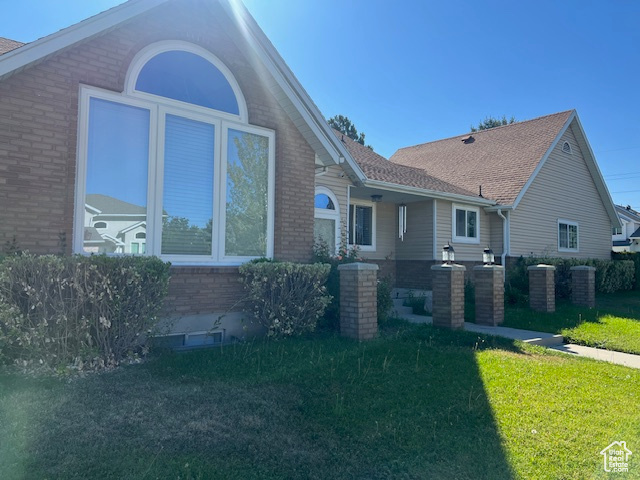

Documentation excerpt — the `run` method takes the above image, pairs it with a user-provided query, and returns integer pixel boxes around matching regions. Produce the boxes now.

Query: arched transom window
[314,187,340,254]
[75,41,274,264]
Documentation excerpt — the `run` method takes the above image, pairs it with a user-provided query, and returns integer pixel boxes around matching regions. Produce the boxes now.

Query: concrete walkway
[398,313,640,370]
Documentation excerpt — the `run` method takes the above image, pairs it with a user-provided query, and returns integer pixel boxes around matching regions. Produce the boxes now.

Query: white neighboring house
[84,194,147,254]
[613,204,640,252]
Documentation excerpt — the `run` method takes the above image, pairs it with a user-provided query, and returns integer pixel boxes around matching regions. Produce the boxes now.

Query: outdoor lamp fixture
[371,194,383,203]
[398,204,407,241]
[483,246,495,265]
[442,242,455,265]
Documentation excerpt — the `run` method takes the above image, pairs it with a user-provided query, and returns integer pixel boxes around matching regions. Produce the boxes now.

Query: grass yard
[1,323,639,479]
[503,290,640,355]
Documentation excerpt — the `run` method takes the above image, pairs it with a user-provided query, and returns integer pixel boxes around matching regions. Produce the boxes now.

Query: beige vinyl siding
[510,124,611,259]
[367,201,396,259]
[489,213,504,256]
[315,165,351,243]
[436,199,491,261]
[396,200,433,260]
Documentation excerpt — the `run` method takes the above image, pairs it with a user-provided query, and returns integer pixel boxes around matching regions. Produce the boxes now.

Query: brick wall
[473,265,505,326]
[528,265,556,313]
[570,266,596,308]
[430,264,465,329]
[0,0,314,262]
[0,0,316,315]
[338,263,379,340]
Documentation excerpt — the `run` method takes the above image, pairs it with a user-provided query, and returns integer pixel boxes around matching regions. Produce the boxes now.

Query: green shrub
[612,251,640,290]
[312,241,362,331]
[505,256,635,301]
[239,261,331,338]
[377,276,393,325]
[313,241,391,330]
[0,254,170,371]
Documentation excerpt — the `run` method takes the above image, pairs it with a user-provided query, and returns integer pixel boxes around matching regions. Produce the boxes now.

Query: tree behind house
[471,115,517,132]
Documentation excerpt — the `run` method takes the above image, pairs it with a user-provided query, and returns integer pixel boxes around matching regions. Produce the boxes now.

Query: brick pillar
[430,264,466,329]
[338,263,379,340]
[570,266,596,308]
[474,265,505,326]
[528,264,556,313]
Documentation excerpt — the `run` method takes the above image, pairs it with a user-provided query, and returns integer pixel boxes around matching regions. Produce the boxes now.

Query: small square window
[452,205,479,243]
[558,220,578,251]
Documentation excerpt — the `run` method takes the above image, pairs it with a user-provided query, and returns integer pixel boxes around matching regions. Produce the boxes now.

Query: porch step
[391,288,433,314]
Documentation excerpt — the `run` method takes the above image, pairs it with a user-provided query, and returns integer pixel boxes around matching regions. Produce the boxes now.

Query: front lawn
[1,324,639,479]
[503,290,640,355]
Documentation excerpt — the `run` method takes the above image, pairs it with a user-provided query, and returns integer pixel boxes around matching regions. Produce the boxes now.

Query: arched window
[93,221,107,229]
[562,141,572,154]
[314,187,340,254]
[76,42,273,264]
[135,232,146,239]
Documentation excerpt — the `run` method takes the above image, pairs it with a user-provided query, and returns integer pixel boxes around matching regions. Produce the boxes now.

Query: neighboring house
[613,204,640,252]
[0,0,620,341]
[84,194,147,254]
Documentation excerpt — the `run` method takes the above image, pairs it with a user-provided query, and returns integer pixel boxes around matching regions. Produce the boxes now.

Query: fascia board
[512,110,576,210]
[571,115,622,228]
[0,0,168,80]
[364,179,496,206]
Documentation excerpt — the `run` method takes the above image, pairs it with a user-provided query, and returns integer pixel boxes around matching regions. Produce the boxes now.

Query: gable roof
[615,204,640,223]
[86,194,146,215]
[390,111,573,205]
[0,0,364,180]
[0,37,24,55]
[389,110,619,225]
[334,130,484,201]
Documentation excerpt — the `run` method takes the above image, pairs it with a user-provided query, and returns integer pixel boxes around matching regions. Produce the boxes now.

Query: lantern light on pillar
[442,242,455,265]
[483,247,495,265]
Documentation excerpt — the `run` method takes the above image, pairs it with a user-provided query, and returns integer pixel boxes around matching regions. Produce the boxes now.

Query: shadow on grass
[7,324,524,479]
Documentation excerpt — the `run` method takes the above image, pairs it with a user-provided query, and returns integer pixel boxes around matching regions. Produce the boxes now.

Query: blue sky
[4,0,639,209]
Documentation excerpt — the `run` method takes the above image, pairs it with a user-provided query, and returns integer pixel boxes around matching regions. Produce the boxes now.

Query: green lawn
[503,290,640,355]
[1,324,639,479]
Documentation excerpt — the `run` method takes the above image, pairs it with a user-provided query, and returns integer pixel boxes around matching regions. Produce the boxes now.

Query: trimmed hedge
[612,251,640,290]
[0,254,170,371]
[506,256,635,304]
[239,261,331,338]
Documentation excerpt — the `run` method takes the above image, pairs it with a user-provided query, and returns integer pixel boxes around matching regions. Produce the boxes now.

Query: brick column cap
[527,264,556,271]
[473,265,505,272]
[338,262,379,271]
[430,264,466,272]
[570,265,596,272]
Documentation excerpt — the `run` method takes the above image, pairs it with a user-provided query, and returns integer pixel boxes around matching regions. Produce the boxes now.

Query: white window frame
[558,219,579,252]
[74,42,275,266]
[348,200,376,252]
[314,186,341,254]
[452,204,480,244]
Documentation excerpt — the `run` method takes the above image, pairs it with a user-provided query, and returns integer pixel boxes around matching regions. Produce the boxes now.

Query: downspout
[497,209,509,277]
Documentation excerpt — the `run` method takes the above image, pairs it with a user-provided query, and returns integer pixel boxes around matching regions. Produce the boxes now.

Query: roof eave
[364,179,496,206]
[0,0,169,80]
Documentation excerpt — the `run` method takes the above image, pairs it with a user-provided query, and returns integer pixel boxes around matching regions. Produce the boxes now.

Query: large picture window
[75,43,274,264]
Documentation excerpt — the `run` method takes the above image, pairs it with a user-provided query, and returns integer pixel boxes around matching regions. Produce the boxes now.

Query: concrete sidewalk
[397,313,640,370]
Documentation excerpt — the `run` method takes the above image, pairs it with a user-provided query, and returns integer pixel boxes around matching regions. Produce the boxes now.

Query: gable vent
[562,141,572,154]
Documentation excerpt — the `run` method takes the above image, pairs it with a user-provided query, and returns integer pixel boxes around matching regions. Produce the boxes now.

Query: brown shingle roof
[0,37,25,55]
[390,110,574,205]
[333,130,478,198]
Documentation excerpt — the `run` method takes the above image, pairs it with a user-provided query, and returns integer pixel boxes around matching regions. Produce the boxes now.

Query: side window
[314,187,340,254]
[349,202,374,249]
[452,205,479,243]
[558,220,578,251]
